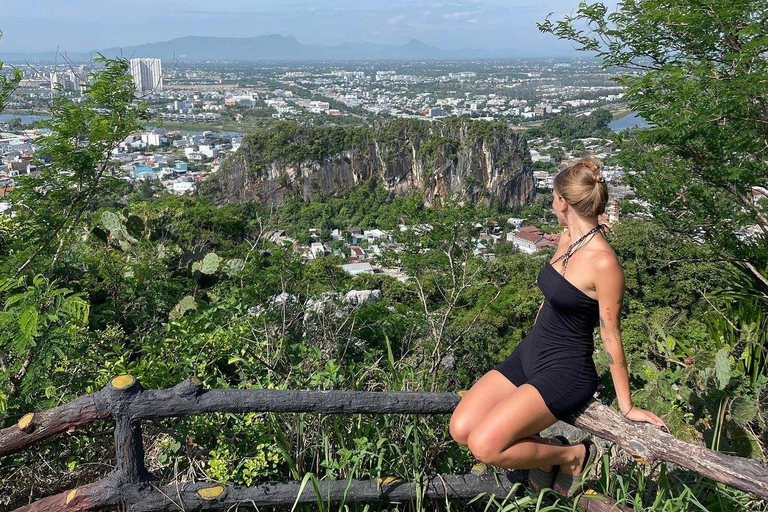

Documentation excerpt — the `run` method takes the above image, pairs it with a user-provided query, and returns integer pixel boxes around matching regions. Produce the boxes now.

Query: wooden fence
[2,375,767,511]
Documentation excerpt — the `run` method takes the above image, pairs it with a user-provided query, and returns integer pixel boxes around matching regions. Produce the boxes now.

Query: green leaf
[730,395,759,424]
[677,385,693,402]
[715,349,731,390]
[126,215,145,239]
[91,226,109,244]
[19,305,39,338]
[101,211,122,234]
[170,295,197,320]
[61,296,89,323]
[0,277,23,294]
[200,253,220,275]
[224,258,245,275]
[726,420,762,458]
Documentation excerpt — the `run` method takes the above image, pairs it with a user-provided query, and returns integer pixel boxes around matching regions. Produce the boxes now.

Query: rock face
[344,289,383,306]
[205,119,535,209]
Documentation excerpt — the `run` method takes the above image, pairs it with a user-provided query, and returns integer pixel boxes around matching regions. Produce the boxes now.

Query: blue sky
[0,0,600,55]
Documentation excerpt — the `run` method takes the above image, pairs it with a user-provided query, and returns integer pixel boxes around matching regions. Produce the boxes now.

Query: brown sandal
[553,438,599,496]
[527,435,569,491]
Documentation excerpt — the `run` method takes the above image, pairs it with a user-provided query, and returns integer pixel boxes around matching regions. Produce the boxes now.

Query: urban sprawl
[5,57,761,275]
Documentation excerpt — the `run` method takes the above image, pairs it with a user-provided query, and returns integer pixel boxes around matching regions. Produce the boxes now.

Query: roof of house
[514,227,560,247]
[514,231,543,244]
[341,262,374,274]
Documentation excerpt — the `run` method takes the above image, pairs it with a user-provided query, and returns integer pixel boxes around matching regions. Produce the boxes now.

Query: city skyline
[0,0,617,57]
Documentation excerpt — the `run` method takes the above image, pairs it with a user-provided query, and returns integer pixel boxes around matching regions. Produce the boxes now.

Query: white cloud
[467,18,479,23]
[388,14,407,24]
[443,11,478,19]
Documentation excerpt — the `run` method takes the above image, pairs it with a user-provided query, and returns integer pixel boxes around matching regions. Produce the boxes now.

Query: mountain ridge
[0,34,532,62]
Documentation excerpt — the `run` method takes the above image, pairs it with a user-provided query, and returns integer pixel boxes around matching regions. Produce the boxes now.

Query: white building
[198,145,219,159]
[341,263,374,276]
[171,181,195,195]
[50,70,80,92]
[130,58,163,93]
[140,132,161,147]
[310,242,326,259]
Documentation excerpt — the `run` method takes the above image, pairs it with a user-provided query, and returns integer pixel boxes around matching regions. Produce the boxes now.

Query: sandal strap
[553,438,600,496]
[528,436,569,490]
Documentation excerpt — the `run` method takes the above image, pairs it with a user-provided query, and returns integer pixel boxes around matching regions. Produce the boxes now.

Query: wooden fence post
[109,375,151,485]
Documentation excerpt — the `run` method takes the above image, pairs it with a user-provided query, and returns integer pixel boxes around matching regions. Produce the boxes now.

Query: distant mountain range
[0,34,538,62]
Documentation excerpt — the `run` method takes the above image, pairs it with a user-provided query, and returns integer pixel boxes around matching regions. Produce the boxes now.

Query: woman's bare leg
[449,369,518,447]
[466,383,586,473]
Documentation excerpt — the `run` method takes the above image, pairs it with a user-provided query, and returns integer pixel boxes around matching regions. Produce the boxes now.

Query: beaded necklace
[551,224,605,276]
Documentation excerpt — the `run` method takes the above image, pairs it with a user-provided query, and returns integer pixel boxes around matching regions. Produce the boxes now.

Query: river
[0,113,49,124]
[609,112,650,132]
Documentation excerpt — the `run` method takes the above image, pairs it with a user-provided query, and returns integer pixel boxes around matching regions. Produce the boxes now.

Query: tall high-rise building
[50,69,81,93]
[130,58,163,93]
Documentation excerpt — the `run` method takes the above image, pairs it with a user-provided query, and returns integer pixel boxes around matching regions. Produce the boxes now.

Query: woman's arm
[595,253,668,430]
[594,254,632,412]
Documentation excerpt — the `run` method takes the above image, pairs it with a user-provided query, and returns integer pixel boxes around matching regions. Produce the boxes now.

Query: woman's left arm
[595,254,668,431]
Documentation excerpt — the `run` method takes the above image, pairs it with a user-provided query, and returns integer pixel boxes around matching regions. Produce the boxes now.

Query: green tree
[0,35,22,112]
[539,0,768,279]
[6,56,150,275]
[0,57,149,410]
[538,108,613,139]
[5,117,22,132]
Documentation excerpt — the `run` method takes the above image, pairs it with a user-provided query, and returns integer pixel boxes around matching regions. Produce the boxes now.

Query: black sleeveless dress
[494,262,599,419]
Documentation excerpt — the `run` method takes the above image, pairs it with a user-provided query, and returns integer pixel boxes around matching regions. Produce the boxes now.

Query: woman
[449,157,667,496]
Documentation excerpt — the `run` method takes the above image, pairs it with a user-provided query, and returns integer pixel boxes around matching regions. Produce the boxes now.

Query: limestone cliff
[204,119,535,208]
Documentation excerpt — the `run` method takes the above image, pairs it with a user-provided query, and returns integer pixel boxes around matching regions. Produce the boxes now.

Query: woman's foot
[528,435,569,491]
[557,442,587,476]
[553,439,599,496]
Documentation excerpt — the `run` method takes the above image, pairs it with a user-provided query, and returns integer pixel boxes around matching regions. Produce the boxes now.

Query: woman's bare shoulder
[592,247,624,275]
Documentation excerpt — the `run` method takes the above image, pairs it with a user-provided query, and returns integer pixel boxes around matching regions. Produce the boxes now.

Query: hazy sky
[0,0,603,55]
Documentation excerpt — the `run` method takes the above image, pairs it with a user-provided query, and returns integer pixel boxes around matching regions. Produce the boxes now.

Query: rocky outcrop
[205,119,535,209]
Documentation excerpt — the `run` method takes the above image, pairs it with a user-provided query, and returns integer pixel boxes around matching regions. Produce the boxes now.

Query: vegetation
[239,121,375,167]
[1,0,768,508]
[539,0,768,288]
[527,108,614,140]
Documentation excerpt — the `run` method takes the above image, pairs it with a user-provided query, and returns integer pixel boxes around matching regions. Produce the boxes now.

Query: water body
[609,112,650,132]
[0,113,49,124]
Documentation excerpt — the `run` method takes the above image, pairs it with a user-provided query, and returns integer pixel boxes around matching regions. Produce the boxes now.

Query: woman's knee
[467,432,527,467]
[449,411,473,446]
[466,430,503,465]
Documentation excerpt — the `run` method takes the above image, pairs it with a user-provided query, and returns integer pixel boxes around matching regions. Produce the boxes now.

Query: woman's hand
[623,406,669,433]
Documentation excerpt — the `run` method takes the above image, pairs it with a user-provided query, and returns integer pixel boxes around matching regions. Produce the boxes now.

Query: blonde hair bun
[553,157,609,218]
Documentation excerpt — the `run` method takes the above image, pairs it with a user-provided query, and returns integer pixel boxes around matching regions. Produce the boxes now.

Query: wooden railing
[2,375,767,511]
